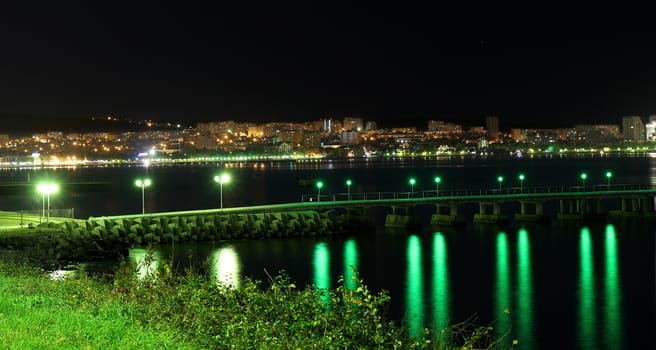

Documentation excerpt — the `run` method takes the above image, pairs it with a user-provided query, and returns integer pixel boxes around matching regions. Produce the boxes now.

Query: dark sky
[1,3,655,131]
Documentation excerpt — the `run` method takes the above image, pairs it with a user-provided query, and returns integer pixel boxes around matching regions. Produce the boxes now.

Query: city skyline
[2,4,655,131]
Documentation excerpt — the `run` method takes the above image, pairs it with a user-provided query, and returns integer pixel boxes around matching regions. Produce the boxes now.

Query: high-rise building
[646,120,656,141]
[321,118,333,133]
[486,116,499,140]
[343,117,364,131]
[622,116,645,141]
[428,120,462,133]
[510,128,527,142]
[340,130,360,145]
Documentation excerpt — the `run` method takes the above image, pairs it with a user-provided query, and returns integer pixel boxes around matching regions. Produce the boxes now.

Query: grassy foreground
[0,256,505,349]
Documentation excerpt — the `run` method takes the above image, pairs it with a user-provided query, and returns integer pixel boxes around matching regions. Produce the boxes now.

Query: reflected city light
[406,235,424,339]
[212,245,241,289]
[578,227,597,350]
[313,242,330,305]
[432,232,450,333]
[343,239,359,290]
[604,224,622,349]
[495,232,510,342]
[517,228,534,349]
[129,248,161,281]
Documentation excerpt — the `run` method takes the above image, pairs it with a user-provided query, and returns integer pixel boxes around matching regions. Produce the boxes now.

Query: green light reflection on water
[406,235,424,339]
[604,224,622,349]
[432,232,450,334]
[578,227,596,350]
[516,228,534,349]
[313,242,331,305]
[495,232,511,342]
[343,239,359,290]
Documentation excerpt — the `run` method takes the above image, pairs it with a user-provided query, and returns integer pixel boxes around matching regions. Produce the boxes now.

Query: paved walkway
[0,211,74,231]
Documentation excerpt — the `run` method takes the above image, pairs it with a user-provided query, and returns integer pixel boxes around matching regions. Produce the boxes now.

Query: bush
[1,250,512,349]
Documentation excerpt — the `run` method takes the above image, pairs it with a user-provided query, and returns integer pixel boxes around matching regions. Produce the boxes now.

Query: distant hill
[0,114,184,136]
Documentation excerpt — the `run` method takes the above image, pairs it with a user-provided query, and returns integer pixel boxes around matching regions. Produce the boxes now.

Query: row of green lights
[580,171,613,179]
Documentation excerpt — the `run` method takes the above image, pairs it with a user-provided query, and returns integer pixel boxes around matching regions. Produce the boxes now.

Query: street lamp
[135,178,152,215]
[605,171,613,190]
[346,179,352,200]
[316,181,324,202]
[409,178,416,195]
[580,172,587,191]
[214,174,231,209]
[497,176,504,192]
[37,183,59,223]
[518,174,525,193]
[434,176,442,196]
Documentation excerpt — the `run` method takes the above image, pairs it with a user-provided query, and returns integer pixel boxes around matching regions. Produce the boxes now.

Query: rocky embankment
[0,210,373,264]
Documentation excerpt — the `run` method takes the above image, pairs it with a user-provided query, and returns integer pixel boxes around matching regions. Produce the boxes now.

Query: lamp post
[316,181,323,202]
[434,176,441,196]
[605,171,613,190]
[580,172,587,191]
[214,174,231,209]
[497,176,504,192]
[518,174,525,193]
[346,179,352,200]
[37,183,59,223]
[135,178,152,215]
[409,178,416,196]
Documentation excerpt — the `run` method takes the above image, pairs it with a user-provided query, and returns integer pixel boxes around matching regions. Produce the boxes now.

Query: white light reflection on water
[212,245,241,289]
[48,269,78,281]
[129,248,161,281]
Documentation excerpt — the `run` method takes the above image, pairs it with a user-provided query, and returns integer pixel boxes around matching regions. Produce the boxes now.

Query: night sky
[2,4,655,132]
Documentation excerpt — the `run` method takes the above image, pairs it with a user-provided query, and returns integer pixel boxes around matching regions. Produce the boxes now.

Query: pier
[90,184,656,230]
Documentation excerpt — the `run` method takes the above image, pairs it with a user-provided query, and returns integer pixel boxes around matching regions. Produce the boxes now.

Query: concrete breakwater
[0,210,372,264]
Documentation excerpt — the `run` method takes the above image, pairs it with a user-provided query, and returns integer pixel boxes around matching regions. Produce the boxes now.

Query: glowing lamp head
[580,173,588,180]
[37,183,59,195]
[409,178,416,186]
[135,179,152,187]
[434,176,441,184]
[605,171,612,179]
[214,174,230,185]
[346,180,352,186]
[519,174,525,181]
[316,181,324,189]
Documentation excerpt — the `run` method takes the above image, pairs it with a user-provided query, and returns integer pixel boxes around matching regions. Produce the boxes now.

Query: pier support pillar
[431,204,465,226]
[479,203,489,215]
[516,201,549,223]
[558,198,604,221]
[643,197,655,213]
[385,206,421,230]
[474,202,508,224]
[611,196,656,218]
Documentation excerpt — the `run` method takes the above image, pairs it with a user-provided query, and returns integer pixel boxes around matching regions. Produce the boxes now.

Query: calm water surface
[2,156,654,349]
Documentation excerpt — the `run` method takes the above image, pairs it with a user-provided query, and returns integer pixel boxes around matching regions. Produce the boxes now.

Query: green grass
[0,257,509,349]
[0,265,195,350]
